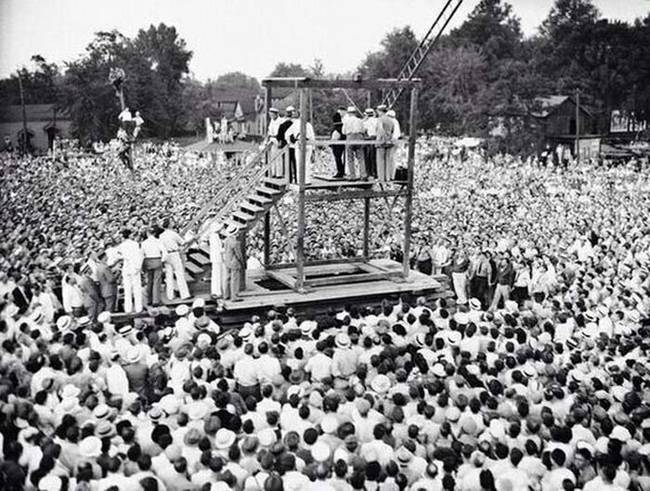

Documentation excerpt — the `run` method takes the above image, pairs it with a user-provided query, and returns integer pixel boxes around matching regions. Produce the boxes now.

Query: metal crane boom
[382,0,464,109]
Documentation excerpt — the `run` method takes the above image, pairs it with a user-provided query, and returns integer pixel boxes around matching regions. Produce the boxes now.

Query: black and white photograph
[1,0,650,489]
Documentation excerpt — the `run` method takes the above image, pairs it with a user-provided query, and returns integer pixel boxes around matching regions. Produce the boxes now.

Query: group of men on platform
[266,105,401,184]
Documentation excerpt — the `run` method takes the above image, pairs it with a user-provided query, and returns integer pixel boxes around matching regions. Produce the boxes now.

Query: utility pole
[17,71,28,155]
[575,89,580,164]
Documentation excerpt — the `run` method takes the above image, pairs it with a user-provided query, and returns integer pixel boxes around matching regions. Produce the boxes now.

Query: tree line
[0,0,649,150]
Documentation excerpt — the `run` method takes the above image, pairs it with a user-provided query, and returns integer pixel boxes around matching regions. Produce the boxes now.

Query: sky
[1,0,649,81]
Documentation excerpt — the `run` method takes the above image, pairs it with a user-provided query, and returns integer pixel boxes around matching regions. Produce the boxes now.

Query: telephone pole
[17,71,28,155]
[575,89,580,164]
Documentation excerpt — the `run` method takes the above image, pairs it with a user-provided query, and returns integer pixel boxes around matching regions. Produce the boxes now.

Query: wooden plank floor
[299,176,407,190]
[220,259,442,312]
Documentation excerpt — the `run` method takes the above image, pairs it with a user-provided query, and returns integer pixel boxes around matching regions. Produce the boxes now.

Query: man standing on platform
[116,228,143,314]
[95,253,118,312]
[208,222,225,300]
[388,109,401,177]
[267,108,284,178]
[286,109,315,185]
[375,105,395,182]
[363,108,378,179]
[342,107,366,180]
[141,226,166,307]
[276,107,295,182]
[79,263,102,322]
[160,218,191,302]
[331,108,345,178]
[223,227,245,302]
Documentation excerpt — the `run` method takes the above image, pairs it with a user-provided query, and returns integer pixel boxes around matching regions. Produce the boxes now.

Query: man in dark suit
[223,228,245,301]
[95,254,118,312]
[276,107,295,182]
[79,265,102,322]
[11,274,32,315]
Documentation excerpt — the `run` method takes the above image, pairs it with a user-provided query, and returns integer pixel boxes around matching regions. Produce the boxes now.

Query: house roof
[531,95,592,118]
[0,104,66,123]
[207,88,263,120]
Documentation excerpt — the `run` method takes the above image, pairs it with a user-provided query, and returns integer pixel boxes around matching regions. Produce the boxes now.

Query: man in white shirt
[342,106,366,179]
[388,109,401,174]
[116,228,143,313]
[233,344,260,400]
[267,107,285,178]
[363,108,378,179]
[160,218,190,301]
[141,226,166,307]
[208,222,225,299]
[285,109,315,185]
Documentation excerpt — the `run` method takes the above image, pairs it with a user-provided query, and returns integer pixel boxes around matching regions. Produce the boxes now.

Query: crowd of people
[1,133,650,490]
[0,141,244,319]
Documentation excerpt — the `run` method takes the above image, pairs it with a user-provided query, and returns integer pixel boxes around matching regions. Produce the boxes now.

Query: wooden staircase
[181,146,288,283]
[224,177,287,233]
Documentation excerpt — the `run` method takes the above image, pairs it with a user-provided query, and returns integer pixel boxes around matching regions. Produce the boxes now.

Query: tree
[420,46,490,134]
[0,55,61,106]
[269,63,309,78]
[130,23,193,138]
[447,0,523,62]
[359,27,419,78]
[358,27,419,122]
[59,30,129,143]
[212,72,260,91]
[59,24,192,143]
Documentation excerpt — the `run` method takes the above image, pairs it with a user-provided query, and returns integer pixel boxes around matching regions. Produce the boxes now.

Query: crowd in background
[1,137,650,490]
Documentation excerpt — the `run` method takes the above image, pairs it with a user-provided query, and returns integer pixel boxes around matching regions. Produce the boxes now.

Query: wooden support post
[363,197,370,259]
[264,86,272,138]
[263,213,271,268]
[402,86,419,280]
[295,88,308,292]
[240,232,247,291]
[263,87,272,267]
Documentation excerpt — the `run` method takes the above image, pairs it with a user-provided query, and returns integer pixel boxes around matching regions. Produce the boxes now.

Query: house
[531,95,602,159]
[0,103,71,151]
[205,88,265,138]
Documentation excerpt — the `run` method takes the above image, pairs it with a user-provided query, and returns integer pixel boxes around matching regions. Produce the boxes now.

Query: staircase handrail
[194,146,289,243]
[181,140,273,239]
